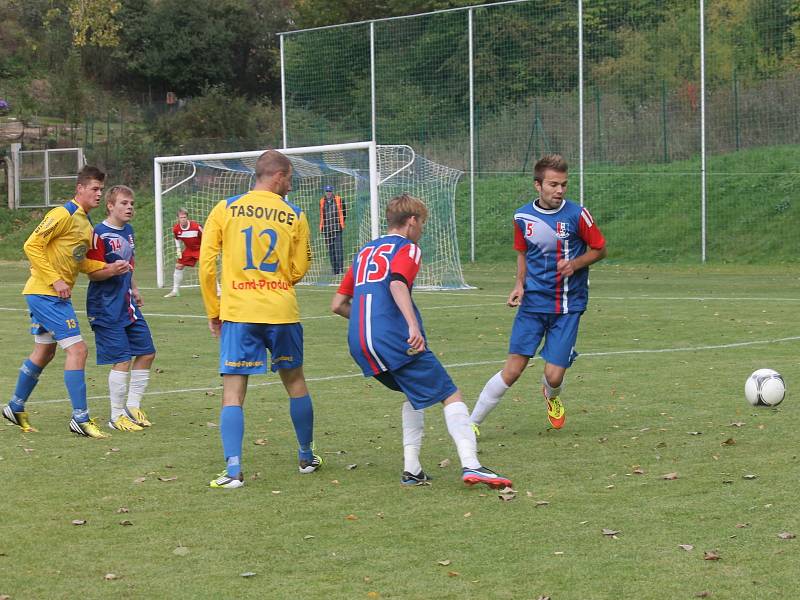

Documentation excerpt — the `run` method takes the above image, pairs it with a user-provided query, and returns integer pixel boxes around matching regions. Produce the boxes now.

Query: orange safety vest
[319,195,345,231]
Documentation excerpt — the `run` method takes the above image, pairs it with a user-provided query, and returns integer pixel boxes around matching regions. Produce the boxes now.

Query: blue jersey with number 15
[337,234,424,375]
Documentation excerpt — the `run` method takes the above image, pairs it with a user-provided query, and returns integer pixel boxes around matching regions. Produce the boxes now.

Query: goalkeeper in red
[199,150,321,489]
[470,154,606,432]
[331,194,512,489]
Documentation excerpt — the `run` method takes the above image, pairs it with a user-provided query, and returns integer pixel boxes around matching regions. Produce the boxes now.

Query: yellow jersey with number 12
[200,190,311,323]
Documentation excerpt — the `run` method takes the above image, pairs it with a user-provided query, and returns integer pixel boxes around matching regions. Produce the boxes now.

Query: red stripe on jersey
[390,244,421,286]
[358,295,380,375]
[86,233,105,262]
[578,208,606,249]
[555,238,563,313]
[513,222,527,251]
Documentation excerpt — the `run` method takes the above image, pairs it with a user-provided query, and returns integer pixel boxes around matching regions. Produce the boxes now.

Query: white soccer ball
[744,369,786,407]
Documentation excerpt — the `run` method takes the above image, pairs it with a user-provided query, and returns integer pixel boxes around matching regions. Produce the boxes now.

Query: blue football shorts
[26,294,83,348]
[508,310,582,368]
[91,319,156,365]
[219,321,304,375]
[373,350,458,410]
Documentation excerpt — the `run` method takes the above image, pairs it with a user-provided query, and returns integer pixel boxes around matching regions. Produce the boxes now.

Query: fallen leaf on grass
[535,501,550,507]
[23,448,34,453]
[537,596,552,600]
[133,477,146,484]
[330,479,340,485]
[463,512,472,518]
[191,354,200,359]
[498,487,516,501]
[438,458,451,468]
[695,592,711,598]
[367,593,379,599]
[721,438,736,446]
[109,448,120,452]
[703,551,721,560]
[687,431,703,436]
[103,573,119,581]
[678,544,694,551]
[602,528,620,537]
[71,519,87,526]
[116,507,129,514]
[632,468,645,475]
[271,490,281,495]
[158,476,178,482]
[250,472,260,481]
[777,532,796,540]
[742,474,758,480]
[119,520,133,526]
[447,571,460,577]
[345,514,358,521]
[437,559,451,566]
[173,546,190,556]
[303,535,314,540]
[240,572,256,578]
[206,422,217,427]
[205,391,215,396]
[154,368,164,374]
[662,472,679,480]
[253,439,268,446]
[735,523,750,529]
[346,464,358,470]
[729,422,745,427]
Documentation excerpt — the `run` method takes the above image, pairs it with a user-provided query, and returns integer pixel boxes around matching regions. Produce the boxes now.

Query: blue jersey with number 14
[337,234,424,376]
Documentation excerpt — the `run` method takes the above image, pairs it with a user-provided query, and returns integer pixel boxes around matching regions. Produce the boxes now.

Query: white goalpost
[153,141,470,290]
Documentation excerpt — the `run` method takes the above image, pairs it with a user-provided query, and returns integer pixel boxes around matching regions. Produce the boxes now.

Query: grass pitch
[1,261,799,599]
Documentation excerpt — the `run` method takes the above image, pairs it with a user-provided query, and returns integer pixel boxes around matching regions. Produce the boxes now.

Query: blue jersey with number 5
[199,190,311,323]
[337,234,424,375]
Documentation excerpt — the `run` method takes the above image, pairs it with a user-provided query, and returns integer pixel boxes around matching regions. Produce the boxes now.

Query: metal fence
[280,0,800,264]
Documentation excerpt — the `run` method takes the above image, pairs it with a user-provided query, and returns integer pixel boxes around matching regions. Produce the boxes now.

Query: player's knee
[65,341,88,361]
[32,344,57,365]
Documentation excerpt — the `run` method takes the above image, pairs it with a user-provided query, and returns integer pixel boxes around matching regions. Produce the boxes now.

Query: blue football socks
[64,369,89,422]
[220,405,244,477]
[9,359,44,412]
[289,394,314,460]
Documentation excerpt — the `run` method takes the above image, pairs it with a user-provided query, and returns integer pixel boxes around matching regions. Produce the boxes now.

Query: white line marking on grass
[26,335,800,406]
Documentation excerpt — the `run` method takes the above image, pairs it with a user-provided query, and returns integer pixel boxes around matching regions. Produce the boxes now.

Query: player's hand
[109,259,131,276]
[52,279,71,299]
[132,288,143,307]
[556,259,575,277]
[507,285,523,307]
[407,325,426,354]
[208,317,222,338]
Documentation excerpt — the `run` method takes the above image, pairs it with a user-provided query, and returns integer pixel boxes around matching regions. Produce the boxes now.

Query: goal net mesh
[156,144,468,289]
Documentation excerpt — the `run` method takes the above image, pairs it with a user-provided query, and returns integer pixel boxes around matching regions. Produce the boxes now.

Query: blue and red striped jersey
[337,234,424,376]
[86,221,142,327]
[513,198,605,314]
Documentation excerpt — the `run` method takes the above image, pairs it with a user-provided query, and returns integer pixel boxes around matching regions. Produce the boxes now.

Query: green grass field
[1,259,799,599]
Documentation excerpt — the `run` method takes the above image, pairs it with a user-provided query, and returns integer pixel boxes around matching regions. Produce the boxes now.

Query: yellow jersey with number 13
[22,199,106,296]
[199,190,311,323]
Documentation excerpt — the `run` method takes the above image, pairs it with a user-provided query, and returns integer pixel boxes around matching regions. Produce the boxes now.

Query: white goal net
[154,142,469,290]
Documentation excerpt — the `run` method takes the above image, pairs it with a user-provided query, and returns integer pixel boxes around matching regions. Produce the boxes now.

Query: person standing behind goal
[200,149,322,489]
[164,207,202,297]
[470,154,606,432]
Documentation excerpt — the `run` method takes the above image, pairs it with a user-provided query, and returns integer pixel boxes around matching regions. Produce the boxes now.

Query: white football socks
[172,268,184,292]
[128,369,150,409]
[108,369,129,420]
[542,374,562,399]
[444,401,480,470]
[470,371,509,425]
[401,401,425,475]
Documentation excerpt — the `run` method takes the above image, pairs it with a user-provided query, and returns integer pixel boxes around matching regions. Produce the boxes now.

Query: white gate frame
[10,144,85,208]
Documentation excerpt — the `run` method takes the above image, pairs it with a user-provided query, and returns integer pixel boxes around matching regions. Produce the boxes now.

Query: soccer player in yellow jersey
[200,149,321,488]
[3,166,130,438]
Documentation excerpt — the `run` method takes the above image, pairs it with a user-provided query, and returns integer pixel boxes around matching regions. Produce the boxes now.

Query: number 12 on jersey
[241,226,279,272]
[355,243,394,285]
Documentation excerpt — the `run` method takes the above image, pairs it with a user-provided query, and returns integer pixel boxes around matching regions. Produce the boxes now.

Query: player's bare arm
[331,292,352,319]
[208,317,222,338]
[389,280,425,352]
[52,279,72,299]
[86,259,131,281]
[131,275,143,307]
[507,251,526,307]
[556,245,607,278]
